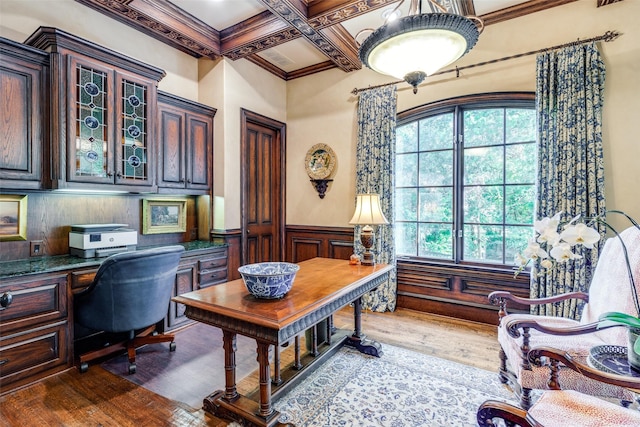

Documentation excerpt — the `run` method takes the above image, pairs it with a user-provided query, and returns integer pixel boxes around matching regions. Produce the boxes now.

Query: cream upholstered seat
[477,347,640,427]
[489,226,640,409]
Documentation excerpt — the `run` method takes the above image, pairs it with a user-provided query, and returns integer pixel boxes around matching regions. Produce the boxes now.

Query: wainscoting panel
[396,259,530,324]
[286,225,353,263]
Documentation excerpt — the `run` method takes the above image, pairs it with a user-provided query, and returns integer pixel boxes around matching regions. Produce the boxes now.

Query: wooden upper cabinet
[157,91,216,194]
[25,27,165,192]
[0,38,48,190]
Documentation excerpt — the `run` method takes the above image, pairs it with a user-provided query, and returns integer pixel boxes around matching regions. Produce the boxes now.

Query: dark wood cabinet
[165,246,227,330]
[0,273,71,395]
[25,27,165,192]
[0,37,48,190]
[157,91,216,194]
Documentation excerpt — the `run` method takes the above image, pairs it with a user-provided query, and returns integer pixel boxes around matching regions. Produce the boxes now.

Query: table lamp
[349,194,389,266]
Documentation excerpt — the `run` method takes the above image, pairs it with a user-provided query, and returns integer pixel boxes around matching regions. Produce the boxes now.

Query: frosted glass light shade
[359,13,480,92]
[349,194,389,226]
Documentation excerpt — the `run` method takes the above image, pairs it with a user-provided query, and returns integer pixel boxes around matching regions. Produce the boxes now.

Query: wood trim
[221,11,300,60]
[210,229,242,281]
[240,109,287,264]
[257,0,360,72]
[479,0,578,26]
[397,92,536,122]
[285,225,353,263]
[245,54,288,80]
[74,0,220,58]
[396,259,530,324]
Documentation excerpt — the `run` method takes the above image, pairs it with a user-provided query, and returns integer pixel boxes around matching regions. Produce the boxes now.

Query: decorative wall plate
[304,143,337,180]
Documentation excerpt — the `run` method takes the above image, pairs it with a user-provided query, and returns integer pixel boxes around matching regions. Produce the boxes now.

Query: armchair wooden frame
[478,346,640,427]
[489,290,623,409]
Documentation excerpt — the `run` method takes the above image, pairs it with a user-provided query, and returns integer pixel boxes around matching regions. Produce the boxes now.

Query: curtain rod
[351,30,621,95]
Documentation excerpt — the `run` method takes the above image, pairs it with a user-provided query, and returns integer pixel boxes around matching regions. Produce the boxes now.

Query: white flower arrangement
[514,212,601,277]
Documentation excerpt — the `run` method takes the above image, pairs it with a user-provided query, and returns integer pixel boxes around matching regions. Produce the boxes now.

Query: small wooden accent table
[172,257,392,427]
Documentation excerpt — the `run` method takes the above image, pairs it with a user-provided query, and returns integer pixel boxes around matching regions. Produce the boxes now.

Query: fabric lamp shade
[349,194,389,226]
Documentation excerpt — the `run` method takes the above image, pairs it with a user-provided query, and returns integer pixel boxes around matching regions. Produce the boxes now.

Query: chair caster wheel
[79,362,89,373]
[169,342,176,352]
[128,363,136,374]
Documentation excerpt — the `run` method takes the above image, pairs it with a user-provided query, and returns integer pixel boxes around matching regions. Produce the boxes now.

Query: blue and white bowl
[238,262,300,299]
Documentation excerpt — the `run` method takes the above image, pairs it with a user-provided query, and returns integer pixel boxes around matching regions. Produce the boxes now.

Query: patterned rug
[273,343,517,427]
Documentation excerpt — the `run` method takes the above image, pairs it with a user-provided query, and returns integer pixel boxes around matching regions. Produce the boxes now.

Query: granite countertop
[0,241,226,280]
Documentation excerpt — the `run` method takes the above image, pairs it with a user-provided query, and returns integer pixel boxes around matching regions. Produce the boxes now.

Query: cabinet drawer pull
[0,359,8,366]
[0,292,12,308]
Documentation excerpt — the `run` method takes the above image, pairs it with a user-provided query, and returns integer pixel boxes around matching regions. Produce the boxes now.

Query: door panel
[241,110,286,265]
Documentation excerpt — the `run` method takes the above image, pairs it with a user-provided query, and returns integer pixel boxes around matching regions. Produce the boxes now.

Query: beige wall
[198,57,287,229]
[1,0,638,233]
[286,0,640,231]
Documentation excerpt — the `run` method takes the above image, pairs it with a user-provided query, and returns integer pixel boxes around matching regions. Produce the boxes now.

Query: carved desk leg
[346,297,383,357]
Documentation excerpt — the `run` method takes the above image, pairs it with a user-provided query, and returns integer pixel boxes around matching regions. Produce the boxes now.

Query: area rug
[101,322,518,426]
[273,344,517,427]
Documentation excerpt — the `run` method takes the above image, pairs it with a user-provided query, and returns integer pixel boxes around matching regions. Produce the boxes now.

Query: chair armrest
[477,400,541,427]
[488,290,589,319]
[505,318,603,338]
[529,346,640,392]
[489,290,589,307]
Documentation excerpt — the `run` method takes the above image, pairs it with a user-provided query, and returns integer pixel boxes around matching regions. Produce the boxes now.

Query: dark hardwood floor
[0,307,500,426]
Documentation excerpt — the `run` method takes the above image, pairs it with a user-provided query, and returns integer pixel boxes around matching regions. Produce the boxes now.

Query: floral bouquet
[514,212,601,278]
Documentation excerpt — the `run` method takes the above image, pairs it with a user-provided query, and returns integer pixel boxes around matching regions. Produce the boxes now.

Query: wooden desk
[172,257,393,427]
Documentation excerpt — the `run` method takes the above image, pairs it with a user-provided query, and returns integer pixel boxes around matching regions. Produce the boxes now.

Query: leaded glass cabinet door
[67,56,155,188]
[114,71,155,187]
[68,56,115,184]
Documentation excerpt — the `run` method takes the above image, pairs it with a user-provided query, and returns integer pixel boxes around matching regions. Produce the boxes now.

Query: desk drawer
[0,274,68,334]
[0,322,69,394]
[199,255,226,271]
[70,268,97,292]
[198,269,227,288]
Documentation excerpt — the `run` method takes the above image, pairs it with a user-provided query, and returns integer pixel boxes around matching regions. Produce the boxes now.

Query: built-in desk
[0,241,227,395]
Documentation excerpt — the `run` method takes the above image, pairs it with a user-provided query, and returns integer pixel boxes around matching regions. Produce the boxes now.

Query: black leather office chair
[74,245,184,374]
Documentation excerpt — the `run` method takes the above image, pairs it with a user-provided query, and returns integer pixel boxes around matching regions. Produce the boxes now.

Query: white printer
[69,223,137,258]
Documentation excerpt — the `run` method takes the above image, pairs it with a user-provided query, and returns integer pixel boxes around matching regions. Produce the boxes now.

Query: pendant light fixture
[358,0,483,93]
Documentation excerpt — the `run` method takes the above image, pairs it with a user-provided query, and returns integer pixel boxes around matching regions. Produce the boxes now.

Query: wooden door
[240,109,286,265]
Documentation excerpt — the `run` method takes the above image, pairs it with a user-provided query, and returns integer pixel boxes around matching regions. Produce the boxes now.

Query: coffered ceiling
[74,0,592,80]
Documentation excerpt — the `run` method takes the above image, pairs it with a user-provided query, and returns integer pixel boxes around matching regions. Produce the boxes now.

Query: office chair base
[78,325,175,374]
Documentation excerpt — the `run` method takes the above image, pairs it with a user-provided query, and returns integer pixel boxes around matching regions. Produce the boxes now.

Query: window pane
[463,109,504,147]
[419,188,452,222]
[464,146,504,185]
[419,151,453,186]
[505,225,534,265]
[506,143,536,184]
[464,186,504,224]
[397,153,418,187]
[419,113,453,150]
[396,222,417,256]
[505,185,535,224]
[419,223,453,259]
[397,122,418,153]
[464,225,503,263]
[506,109,536,143]
[396,188,417,221]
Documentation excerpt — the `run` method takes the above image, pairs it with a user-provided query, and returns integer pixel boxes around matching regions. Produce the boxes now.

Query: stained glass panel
[121,79,147,180]
[75,65,108,177]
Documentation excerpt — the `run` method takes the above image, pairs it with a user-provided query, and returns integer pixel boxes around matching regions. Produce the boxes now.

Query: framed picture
[0,195,28,241]
[142,198,187,235]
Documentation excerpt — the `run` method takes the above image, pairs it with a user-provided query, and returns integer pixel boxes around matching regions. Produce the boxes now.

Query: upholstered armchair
[75,245,184,374]
[477,346,640,427]
[489,226,640,409]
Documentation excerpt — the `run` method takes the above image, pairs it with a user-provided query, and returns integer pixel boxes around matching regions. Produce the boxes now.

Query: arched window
[395,93,536,267]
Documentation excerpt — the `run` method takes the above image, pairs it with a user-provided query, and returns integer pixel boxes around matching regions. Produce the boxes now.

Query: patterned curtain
[355,85,397,312]
[532,42,607,318]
